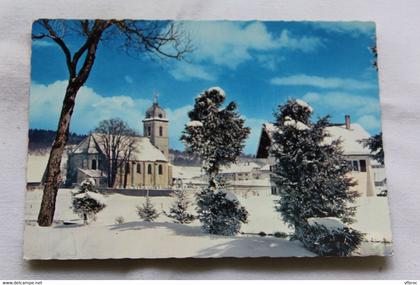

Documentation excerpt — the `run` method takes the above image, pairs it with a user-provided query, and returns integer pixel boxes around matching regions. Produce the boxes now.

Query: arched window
[147,164,152,175]
[158,113,163,118]
[147,126,151,136]
[159,126,163,136]
[158,164,163,175]
[125,162,130,174]
[136,163,141,174]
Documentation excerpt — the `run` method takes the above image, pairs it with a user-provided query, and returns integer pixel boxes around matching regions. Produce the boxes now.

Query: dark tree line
[28,129,85,152]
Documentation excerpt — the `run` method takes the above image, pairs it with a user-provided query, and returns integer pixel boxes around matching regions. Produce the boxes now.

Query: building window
[158,164,163,175]
[352,160,359,171]
[91,159,97,170]
[359,160,367,172]
[159,126,163,136]
[136,163,141,174]
[147,164,152,175]
[147,127,151,136]
[271,186,278,195]
[158,113,163,118]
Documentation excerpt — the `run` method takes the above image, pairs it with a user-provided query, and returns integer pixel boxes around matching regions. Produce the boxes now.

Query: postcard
[24,20,392,259]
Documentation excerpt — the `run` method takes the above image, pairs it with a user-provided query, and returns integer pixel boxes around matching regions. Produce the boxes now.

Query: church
[66,98,173,189]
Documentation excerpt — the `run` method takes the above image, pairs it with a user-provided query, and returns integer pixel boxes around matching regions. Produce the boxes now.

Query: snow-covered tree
[181,87,250,182]
[165,190,195,224]
[196,187,248,236]
[181,87,250,235]
[271,99,360,247]
[72,178,106,225]
[137,196,159,222]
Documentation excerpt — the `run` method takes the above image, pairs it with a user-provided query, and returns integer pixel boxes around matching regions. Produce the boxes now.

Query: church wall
[117,160,172,189]
[67,152,105,186]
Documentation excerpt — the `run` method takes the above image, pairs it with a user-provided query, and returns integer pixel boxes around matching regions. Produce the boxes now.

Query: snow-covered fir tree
[165,190,195,224]
[196,186,248,236]
[137,196,159,222]
[271,99,362,254]
[72,178,106,225]
[181,87,250,236]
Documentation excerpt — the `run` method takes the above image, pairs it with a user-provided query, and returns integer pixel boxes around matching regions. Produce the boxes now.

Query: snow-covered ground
[23,187,392,259]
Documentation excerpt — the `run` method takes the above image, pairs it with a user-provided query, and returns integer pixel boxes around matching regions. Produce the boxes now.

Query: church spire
[153,91,159,105]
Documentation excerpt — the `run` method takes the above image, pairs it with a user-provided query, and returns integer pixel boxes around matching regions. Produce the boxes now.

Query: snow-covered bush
[165,190,195,224]
[273,231,288,238]
[196,187,248,236]
[115,216,125,224]
[72,178,106,225]
[136,196,159,222]
[181,87,250,236]
[298,220,364,256]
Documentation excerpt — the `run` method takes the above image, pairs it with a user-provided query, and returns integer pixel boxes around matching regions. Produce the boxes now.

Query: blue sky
[30,20,380,155]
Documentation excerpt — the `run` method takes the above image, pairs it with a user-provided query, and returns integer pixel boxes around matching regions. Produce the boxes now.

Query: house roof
[262,123,371,156]
[72,133,168,162]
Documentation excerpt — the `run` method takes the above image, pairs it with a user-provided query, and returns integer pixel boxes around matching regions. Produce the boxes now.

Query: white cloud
[311,21,375,37]
[178,21,323,72]
[301,91,381,132]
[124,75,134,84]
[169,62,216,81]
[32,40,55,47]
[29,81,193,144]
[277,30,323,53]
[302,91,380,116]
[256,54,285,71]
[270,74,376,90]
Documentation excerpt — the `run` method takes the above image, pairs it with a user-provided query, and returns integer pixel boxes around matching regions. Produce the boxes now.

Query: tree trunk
[37,83,81,226]
[37,31,103,226]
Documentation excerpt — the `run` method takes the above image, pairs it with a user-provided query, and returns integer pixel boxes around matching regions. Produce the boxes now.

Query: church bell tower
[142,93,169,158]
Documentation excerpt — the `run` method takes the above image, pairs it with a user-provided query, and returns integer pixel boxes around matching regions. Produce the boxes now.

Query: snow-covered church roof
[261,122,371,156]
[72,133,168,162]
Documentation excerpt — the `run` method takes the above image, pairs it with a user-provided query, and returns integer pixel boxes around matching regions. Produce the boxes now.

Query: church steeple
[142,94,169,158]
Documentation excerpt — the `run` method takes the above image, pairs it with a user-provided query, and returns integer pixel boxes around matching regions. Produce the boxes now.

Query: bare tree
[32,19,191,226]
[93,118,136,188]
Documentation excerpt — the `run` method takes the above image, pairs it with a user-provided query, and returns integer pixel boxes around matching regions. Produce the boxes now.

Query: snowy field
[23,187,392,259]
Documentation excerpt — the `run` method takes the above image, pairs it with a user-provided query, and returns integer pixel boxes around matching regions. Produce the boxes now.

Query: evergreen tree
[137,196,159,222]
[165,190,195,224]
[196,187,248,236]
[271,99,359,239]
[181,87,250,235]
[360,132,384,164]
[72,179,106,225]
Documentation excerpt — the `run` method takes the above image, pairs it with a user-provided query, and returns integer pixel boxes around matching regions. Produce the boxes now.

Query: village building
[220,162,262,181]
[66,99,172,189]
[256,115,377,197]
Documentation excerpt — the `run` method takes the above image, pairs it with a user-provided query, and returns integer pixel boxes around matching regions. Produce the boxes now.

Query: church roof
[144,102,167,121]
[72,133,168,162]
[261,122,371,156]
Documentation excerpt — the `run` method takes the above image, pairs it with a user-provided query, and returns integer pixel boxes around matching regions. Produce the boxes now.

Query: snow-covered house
[220,162,262,181]
[256,116,376,197]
